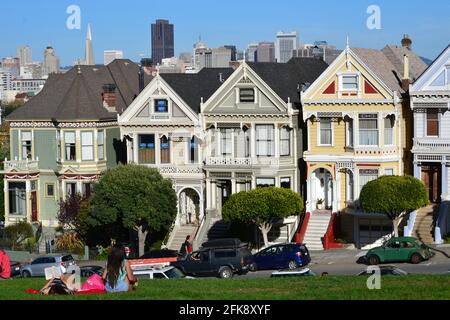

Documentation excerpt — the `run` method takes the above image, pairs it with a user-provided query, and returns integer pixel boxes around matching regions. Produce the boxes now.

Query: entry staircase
[412,204,438,244]
[200,218,231,244]
[302,211,332,251]
[166,225,198,251]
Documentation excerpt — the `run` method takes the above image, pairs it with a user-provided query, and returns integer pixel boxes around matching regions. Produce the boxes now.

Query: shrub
[4,220,34,250]
[55,232,85,255]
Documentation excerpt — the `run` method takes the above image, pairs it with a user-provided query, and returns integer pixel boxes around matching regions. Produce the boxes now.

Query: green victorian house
[2,60,151,235]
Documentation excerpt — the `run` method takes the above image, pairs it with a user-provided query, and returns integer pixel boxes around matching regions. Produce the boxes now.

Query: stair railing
[192,210,213,251]
[323,212,344,250]
[294,212,310,244]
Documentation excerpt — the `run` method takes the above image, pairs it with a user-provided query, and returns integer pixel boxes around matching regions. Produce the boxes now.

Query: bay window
[359,114,378,146]
[160,135,170,164]
[81,131,94,161]
[319,119,332,145]
[346,119,354,147]
[189,136,199,163]
[221,129,232,156]
[98,130,105,160]
[384,117,394,145]
[426,109,439,137]
[256,125,275,157]
[8,182,26,216]
[359,169,379,193]
[64,132,76,161]
[139,134,155,164]
[280,126,290,156]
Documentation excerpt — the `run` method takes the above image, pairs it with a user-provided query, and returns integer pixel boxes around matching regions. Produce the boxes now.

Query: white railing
[206,157,281,166]
[414,138,450,150]
[158,165,202,175]
[4,158,39,172]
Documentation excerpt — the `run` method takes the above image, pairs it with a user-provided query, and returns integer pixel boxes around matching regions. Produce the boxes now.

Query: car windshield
[165,268,185,279]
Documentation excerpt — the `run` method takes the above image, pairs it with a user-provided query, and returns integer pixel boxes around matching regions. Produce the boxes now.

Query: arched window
[160,135,170,164]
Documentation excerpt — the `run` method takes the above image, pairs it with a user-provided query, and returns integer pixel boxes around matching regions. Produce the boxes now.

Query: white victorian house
[410,44,450,244]
[117,69,233,250]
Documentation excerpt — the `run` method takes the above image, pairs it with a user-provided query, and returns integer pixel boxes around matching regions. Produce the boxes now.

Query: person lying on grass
[40,274,77,295]
[102,245,138,293]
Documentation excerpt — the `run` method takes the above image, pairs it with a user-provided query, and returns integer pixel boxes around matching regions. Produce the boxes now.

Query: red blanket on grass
[26,288,106,295]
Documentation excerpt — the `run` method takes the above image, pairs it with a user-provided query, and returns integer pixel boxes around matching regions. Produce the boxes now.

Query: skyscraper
[246,43,258,62]
[85,24,95,65]
[224,45,237,61]
[42,46,60,76]
[151,19,174,65]
[256,42,276,63]
[104,50,123,65]
[276,31,298,63]
[17,46,32,66]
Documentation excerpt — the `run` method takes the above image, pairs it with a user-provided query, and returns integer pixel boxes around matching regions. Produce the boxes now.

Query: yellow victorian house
[300,37,427,249]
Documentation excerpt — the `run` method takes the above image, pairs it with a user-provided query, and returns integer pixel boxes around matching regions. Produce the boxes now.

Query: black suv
[171,238,254,278]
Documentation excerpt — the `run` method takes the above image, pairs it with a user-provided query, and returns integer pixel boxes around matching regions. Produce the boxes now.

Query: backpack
[179,242,187,254]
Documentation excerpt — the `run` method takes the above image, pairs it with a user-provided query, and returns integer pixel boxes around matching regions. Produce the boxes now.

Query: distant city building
[16,46,32,66]
[42,46,60,76]
[236,50,244,61]
[151,19,175,65]
[224,45,237,61]
[246,43,258,62]
[1,57,20,77]
[256,42,275,62]
[11,79,46,94]
[20,63,42,79]
[84,24,95,65]
[193,41,232,70]
[276,32,298,63]
[0,69,13,91]
[104,50,123,65]
[293,41,342,64]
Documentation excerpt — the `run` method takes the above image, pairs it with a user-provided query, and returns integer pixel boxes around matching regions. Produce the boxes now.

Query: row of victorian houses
[2,37,449,251]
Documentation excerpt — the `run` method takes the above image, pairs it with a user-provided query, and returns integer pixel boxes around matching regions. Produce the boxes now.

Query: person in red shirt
[0,248,11,280]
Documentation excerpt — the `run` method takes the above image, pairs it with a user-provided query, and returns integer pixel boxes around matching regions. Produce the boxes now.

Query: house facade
[301,41,427,249]
[410,45,450,204]
[3,60,150,230]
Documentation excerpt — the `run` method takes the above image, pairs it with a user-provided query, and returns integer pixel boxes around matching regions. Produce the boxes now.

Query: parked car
[270,268,316,278]
[171,238,254,279]
[251,243,311,271]
[80,265,104,278]
[20,255,76,277]
[134,266,194,279]
[357,265,408,276]
[10,261,22,278]
[364,237,433,265]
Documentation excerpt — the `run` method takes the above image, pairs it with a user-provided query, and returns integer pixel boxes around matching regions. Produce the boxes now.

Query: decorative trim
[10,121,118,128]
[5,173,39,179]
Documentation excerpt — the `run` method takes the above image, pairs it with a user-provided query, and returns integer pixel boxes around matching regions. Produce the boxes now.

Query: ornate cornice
[9,121,118,129]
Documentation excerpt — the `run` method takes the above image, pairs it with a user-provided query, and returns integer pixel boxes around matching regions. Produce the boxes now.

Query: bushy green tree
[222,187,303,247]
[360,175,428,237]
[57,194,90,241]
[4,220,34,250]
[88,165,177,256]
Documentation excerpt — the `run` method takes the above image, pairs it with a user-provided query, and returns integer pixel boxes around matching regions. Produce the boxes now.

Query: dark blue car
[251,243,311,271]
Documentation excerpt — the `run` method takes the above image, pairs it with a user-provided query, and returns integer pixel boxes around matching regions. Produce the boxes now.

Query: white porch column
[133,134,139,164]
[274,124,280,158]
[25,180,31,222]
[4,181,9,223]
[231,177,237,194]
[442,162,448,200]
[413,161,421,179]
[206,178,212,209]
[334,168,340,212]
[211,180,217,209]
[306,178,312,212]
[250,124,256,158]
[216,129,221,156]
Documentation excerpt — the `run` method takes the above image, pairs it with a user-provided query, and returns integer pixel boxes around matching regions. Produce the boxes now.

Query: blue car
[251,243,311,271]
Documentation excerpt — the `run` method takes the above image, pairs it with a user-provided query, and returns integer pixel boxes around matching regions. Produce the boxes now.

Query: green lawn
[0,276,448,300]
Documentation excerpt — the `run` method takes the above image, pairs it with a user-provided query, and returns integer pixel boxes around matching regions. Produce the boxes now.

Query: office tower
[276,31,298,63]
[42,46,60,76]
[193,41,232,70]
[224,45,237,61]
[246,43,258,62]
[1,57,20,77]
[85,24,95,65]
[104,50,124,65]
[17,46,32,66]
[257,42,276,62]
[151,19,174,65]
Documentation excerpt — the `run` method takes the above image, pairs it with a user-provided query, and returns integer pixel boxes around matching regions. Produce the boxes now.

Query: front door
[421,164,441,203]
[31,191,38,222]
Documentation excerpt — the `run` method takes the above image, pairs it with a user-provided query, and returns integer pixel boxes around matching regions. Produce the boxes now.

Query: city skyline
[0,0,449,66]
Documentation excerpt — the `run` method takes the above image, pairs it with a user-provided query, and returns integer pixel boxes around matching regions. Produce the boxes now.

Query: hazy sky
[1,0,449,65]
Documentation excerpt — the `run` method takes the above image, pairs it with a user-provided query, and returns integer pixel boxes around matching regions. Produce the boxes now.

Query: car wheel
[410,253,422,264]
[219,267,233,279]
[288,260,298,270]
[22,270,31,278]
[249,263,257,272]
[368,255,380,266]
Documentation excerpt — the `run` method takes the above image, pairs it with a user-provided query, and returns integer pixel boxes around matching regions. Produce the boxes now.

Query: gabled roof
[351,46,427,93]
[7,59,152,122]
[160,68,234,114]
[248,58,329,105]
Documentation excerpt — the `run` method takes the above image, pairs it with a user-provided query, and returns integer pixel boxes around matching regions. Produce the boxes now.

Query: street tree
[88,165,177,256]
[359,175,428,237]
[222,187,303,247]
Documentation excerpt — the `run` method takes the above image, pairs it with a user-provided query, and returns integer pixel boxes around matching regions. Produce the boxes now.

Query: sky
[1,0,449,66]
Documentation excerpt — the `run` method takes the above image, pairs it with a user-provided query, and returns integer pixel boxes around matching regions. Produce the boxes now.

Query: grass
[0,275,449,300]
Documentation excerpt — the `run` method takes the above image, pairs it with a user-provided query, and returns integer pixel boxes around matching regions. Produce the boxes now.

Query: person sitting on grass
[102,246,137,293]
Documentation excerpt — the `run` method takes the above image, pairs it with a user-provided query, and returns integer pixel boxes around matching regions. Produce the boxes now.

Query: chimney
[401,34,412,50]
[402,54,410,92]
[102,83,117,111]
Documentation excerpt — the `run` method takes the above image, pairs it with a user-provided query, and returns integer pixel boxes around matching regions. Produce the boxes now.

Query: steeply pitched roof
[7,59,152,121]
[248,58,329,104]
[160,68,234,114]
[351,46,427,93]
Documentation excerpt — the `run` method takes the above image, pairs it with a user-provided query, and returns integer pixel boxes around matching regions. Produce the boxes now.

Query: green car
[365,237,433,265]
